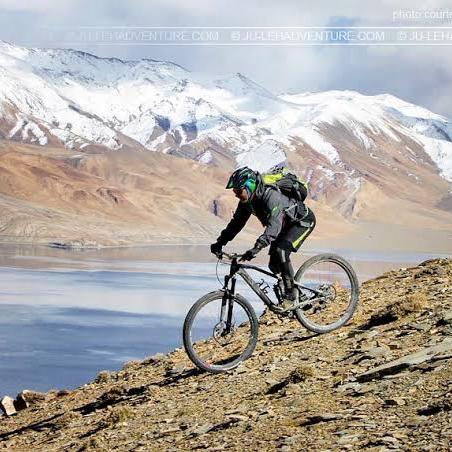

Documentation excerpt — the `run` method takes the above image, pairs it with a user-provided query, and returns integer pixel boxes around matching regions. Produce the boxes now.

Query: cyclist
[210,166,316,310]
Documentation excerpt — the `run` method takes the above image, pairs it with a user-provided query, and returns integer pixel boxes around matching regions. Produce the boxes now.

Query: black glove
[210,241,223,257]
[240,246,262,262]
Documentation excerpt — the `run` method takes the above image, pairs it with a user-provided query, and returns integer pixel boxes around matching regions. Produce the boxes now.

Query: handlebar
[217,251,244,261]
[214,250,277,279]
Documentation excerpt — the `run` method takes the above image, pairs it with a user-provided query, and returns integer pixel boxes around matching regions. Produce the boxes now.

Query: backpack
[262,164,308,202]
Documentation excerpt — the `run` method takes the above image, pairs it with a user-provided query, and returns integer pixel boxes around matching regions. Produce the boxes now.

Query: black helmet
[226,167,257,193]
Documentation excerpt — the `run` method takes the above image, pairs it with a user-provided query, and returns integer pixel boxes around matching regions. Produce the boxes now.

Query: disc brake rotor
[213,320,236,345]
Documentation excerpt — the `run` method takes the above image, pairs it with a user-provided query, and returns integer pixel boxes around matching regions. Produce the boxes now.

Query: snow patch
[416,135,452,182]
[351,124,374,149]
[347,177,361,194]
[120,115,157,148]
[317,166,336,181]
[22,121,47,145]
[197,150,213,165]
[8,114,47,145]
[293,126,340,164]
[405,146,417,158]
[7,116,25,139]
[236,140,286,172]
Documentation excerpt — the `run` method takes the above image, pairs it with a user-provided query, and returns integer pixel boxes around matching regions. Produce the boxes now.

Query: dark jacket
[217,175,307,249]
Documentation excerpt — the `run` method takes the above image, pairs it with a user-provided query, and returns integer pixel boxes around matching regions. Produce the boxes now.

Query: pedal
[273,300,303,314]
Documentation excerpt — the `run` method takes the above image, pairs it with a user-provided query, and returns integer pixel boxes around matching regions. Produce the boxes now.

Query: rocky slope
[0,258,450,451]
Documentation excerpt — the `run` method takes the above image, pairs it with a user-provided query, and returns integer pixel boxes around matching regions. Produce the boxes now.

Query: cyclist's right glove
[240,245,262,261]
[210,241,223,257]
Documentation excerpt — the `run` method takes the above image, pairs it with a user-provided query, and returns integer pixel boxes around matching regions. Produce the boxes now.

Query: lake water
[0,244,449,397]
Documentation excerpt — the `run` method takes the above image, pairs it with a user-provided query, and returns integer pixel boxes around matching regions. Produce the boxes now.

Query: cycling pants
[268,208,316,298]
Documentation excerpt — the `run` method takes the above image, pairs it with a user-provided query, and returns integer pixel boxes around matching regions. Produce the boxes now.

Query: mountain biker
[210,166,316,310]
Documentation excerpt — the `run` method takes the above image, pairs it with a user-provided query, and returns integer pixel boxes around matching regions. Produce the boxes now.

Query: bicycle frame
[217,253,322,334]
[218,256,276,334]
[226,260,277,305]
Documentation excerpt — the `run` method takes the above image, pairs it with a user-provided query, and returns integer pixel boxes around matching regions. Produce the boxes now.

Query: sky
[0,0,451,117]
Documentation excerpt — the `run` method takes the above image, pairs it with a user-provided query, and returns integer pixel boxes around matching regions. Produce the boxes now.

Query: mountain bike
[183,252,359,373]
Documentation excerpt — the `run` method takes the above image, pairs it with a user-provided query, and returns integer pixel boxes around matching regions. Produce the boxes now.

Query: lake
[0,244,449,397]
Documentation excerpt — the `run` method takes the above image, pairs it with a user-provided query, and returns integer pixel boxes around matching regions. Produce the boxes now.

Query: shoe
[279,298,297,311]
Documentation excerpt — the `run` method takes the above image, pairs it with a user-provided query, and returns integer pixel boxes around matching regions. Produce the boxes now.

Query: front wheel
[294,254,359,333]
[183,290,259,373]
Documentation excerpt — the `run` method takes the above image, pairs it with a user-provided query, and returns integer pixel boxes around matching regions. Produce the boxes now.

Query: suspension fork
[221,273,237,334]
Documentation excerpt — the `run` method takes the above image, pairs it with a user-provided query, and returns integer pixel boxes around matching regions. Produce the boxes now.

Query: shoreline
[1,236,452,256]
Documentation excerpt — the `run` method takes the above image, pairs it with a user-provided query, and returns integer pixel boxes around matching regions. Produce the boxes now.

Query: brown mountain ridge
[0,140,451,253]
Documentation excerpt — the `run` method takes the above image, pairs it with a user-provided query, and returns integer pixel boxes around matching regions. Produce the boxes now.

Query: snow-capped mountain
[0,40,451,218]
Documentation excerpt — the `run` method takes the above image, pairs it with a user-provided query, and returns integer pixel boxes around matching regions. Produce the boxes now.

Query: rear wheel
[294,254,359,333]
[183,291,259,373]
